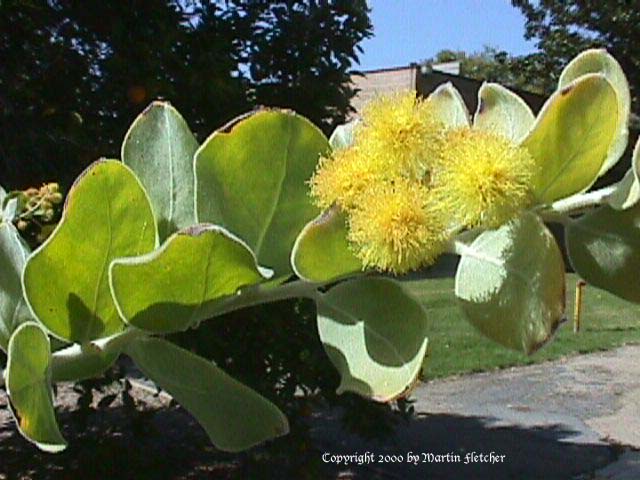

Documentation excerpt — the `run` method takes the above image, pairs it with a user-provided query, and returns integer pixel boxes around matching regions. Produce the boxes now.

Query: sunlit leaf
[6,322,66,452]
[316,277,429,402]
[523,74,618,203]
[110,224,267,333]
[559,49,630,176]
[127,336,289,452]
[23,160,157,343]
[427,82,470,128]
[195,110,329,276]
[473,82,535,142]
[291,206,362,283]
[607,136,640,210]
[329,119,359,150]
[455,212,565,354]
[0,222,31,351]
[122,101,199,240]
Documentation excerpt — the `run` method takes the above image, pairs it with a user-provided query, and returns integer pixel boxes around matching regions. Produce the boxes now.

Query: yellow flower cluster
[433,128,533,229]
[310,90,534,274]
[15,182,64,244]
[348,180,446,273]
[311,92,442,210]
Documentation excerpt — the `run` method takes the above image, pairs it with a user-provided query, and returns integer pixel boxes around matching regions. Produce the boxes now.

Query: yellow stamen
[308,90,535,274]
[310,90,444,211]
[434,128,534,229]
[358,91,444,179]
[347,180,448,274]
[310,146,385,210]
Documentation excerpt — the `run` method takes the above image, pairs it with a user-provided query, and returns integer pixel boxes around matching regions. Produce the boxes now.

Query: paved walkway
[314,345,640,479]
[2,345,639,478]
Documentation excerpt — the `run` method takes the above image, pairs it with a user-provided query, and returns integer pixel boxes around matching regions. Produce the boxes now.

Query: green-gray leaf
[6,322,66,452]
[607,136,640,210]
[110,224,267,333]
[559,49,630,177]
[0,222,32,352]
[329,120,359,150]
[523,74,618,204]
[0,185,18,224]
[566,202,640,303]
[291,206,362,283]
[473,83,535,142]
[455,212,566,354]
[427,82,470,128]
[49,333,125,382]
[195,110,329,276]
[2,197,18,224]
[316,277,429,402]
[126,336,289,452]
[122,101,199,240]
[23,160,157,343]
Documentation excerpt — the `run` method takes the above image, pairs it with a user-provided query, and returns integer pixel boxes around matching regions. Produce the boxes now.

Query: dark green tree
[512,0,640,106]
[0,1,95,189]
[0,0,371,189]
[231,0,372,131]
[422,46,548,94]
[0,0,249,188]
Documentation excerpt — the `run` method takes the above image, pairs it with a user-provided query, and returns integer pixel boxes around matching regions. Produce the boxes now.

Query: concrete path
[1,345,639,478]
[314,345,640,479]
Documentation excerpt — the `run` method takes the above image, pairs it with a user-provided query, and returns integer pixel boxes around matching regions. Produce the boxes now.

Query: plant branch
[208,279,321,318]
[50,328,146,379]
[547,185,617,215]
[445,228,482,256]
[1,281,323,387]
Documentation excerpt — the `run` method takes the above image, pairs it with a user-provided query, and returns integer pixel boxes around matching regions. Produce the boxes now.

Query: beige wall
[350,66,418,115]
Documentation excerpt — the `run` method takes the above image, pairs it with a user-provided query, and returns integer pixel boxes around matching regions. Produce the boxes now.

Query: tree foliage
[423,46,549,95]
[228,1,372,129]
[512,0,640,111]
[0,0,371,188]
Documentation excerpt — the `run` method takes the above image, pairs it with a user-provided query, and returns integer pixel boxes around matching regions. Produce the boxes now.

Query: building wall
[418,71,546,115]
[350,66,418,115]
[350,67,546,116]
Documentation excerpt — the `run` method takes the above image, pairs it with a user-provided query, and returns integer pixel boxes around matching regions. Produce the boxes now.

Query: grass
[403,274,640,380]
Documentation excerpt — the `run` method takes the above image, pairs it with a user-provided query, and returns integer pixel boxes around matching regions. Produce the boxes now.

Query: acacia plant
[1,49,638,452]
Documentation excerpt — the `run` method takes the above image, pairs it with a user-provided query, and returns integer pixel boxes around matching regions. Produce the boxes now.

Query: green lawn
[403,274,640,380]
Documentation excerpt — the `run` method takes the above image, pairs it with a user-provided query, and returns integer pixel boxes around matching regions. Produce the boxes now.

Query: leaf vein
[254,117,292,257]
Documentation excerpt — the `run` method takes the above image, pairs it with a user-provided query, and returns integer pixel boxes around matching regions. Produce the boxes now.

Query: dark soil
[0,383,246,480]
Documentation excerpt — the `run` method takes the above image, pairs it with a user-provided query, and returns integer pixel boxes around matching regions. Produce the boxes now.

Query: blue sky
[358,0,537,70]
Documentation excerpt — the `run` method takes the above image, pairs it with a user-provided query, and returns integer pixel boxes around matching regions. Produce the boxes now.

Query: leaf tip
[560,84,574,96]
[477,97,486,114]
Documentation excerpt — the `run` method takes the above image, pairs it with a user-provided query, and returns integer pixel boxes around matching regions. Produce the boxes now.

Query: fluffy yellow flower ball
[309,90,535,274]
[348,180,448,274]
[434,128,534,229]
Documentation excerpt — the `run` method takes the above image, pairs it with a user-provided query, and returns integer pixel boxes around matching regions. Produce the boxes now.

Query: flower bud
[49,192,64,204]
